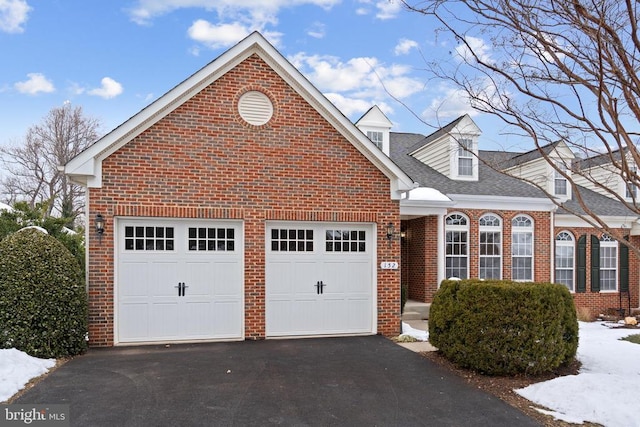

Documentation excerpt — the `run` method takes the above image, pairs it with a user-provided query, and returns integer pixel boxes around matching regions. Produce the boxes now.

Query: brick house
[66,32,638,346]
[65,32,417,346]
[372,112,639,318]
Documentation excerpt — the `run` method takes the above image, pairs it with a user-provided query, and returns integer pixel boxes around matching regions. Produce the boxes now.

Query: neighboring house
[375,110,639,317]
[65,32,638,347]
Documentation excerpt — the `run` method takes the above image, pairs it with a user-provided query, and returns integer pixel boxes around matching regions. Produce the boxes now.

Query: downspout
[437,213,445,286]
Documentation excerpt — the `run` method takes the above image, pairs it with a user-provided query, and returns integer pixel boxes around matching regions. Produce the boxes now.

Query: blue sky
[0,0,514,151]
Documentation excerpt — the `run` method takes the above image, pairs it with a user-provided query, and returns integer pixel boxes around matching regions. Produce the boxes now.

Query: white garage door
[266,222,375,337]
[116,219,243,343]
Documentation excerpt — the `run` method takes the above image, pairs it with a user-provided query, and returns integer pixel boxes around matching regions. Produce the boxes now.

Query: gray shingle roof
[390,132,548,198]
[390,132,638,217]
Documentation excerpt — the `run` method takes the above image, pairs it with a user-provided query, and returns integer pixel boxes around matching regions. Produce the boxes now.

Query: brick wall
[555,227,640,317]
[402,209,552,303]
[87,54,401,346]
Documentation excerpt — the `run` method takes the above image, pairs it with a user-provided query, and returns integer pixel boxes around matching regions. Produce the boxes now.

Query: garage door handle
[315,281,327,295]
[174,282,188,297]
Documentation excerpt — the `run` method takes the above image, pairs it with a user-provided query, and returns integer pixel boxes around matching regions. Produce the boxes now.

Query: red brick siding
[402,209,552,303]
[554,227,639,316]
[87,54,401,346]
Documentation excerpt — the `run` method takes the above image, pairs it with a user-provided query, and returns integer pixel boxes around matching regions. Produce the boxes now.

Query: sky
[4,321,640,427]
[0,0,519,153]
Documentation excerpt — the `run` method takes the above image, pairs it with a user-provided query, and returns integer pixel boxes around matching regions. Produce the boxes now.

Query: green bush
[401,284,408,313]
[429,279,578,376]
[0,228,88,358]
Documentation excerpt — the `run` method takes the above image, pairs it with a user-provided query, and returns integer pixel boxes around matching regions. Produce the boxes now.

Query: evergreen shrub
[429,279,578,375]
[0,228,88,358]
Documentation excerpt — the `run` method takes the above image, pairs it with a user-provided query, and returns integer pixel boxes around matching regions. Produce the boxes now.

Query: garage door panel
[117,219,243,344]
[212,261,243,297]
[266,222,374,337]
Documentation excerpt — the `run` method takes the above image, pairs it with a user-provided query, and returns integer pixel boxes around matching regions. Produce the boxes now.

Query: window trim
[445,213,469,280]
[554,231,575,292]
[554,161,569,197]
[478,213,502,280]
[599,234,618,292]
[511,214,534,281]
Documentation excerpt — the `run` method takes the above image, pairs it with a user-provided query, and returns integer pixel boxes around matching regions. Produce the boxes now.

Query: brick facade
[402,210,639,316]
[86,54,401,346]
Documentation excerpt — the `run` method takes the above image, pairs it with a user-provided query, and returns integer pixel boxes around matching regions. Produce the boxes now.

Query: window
[554,161,568,196]
[457,139,473,176]
[555,231,575,291]
[511,215,533,281]
[124,226,174,251]
[599,234,617,291]
[271,229,314,252]
[188,227,235,251]
[625,166,637,200]
[326,229,366,252]
[479,214,502,279]
[367,131,383,149]
[445,213,469,279]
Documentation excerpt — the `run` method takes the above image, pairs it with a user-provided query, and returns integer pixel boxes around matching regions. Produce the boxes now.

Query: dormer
[573,148,637,202]
[409,115,481,181]
[355,105,392,156]
[503,140,575,202]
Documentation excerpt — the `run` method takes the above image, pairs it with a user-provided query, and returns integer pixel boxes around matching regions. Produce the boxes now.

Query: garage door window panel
[125,226,175,251]
[325,230,366,252]
[188,227,235,251]
[271,229,314,252]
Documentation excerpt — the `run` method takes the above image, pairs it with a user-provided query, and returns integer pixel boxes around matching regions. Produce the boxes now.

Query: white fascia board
[64,32,414,196]
[554,214,638,230]
[447,194,556,211]
[401,205,449,217]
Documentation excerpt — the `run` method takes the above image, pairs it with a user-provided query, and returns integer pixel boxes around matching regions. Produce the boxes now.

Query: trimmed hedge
[0,228,88,358]
[429,279,578,375]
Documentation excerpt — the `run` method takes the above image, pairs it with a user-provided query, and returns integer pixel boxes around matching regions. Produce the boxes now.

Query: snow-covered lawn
[0,349,55,402]
[403,321,640,427]
[2,321,639,426]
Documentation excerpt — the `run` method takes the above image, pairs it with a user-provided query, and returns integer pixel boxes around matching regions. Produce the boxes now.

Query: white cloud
[455,36,494,64]
[375,0,401,20]
[306,22,325,39]
[325,93,380,117]
[421,84,478,122]
[394,38,418,56]
[88,77,123,99]
[14,73,55,95]
[187,20,250,49]
[127,0,339,25]
[0,0,31,33]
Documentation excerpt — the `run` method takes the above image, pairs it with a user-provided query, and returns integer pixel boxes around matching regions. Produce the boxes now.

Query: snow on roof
[403,187,451,202]
[0,202,13,212]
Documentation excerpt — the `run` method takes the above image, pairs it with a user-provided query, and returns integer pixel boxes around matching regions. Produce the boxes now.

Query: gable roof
[65,32,415,198]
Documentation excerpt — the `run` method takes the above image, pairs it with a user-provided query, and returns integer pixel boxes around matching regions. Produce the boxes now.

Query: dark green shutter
[590,235,600,292]
[576,235,587,293]
[620,237,629,292]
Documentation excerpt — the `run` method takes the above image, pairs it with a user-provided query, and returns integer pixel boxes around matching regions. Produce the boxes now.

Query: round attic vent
[238,91,273,125]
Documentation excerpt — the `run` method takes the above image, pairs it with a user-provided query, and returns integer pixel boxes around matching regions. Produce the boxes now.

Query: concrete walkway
[13,336,540,426]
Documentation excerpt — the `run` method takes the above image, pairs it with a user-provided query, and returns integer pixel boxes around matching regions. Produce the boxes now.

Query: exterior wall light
[95,213,105,241]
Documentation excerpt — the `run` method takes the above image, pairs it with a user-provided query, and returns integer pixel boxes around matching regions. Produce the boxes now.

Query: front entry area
[116,218,244,344]
[265,222,375,337]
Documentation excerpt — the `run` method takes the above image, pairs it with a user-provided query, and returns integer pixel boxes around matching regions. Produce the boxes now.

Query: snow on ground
[401,322,429,341]
[516,322,640,427]
[0,349,55,402]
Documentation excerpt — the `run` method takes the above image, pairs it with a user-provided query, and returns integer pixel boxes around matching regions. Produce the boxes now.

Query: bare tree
[402,0,640,242]
[1,103,100,221]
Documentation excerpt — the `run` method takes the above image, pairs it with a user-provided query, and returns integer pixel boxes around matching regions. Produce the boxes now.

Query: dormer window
[367,131,383,150]
[625,166,637,200]
[457,139,473,176]
[554,161,568,196]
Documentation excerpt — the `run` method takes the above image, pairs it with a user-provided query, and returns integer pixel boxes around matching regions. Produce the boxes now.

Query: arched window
[599,234,617,291]
[445,213,469,279]
[511,215,534,281]
[555,231,575,291]
[479,214,502,279]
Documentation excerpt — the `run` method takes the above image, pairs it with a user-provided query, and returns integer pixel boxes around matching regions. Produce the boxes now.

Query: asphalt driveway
[13,336,539,426]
